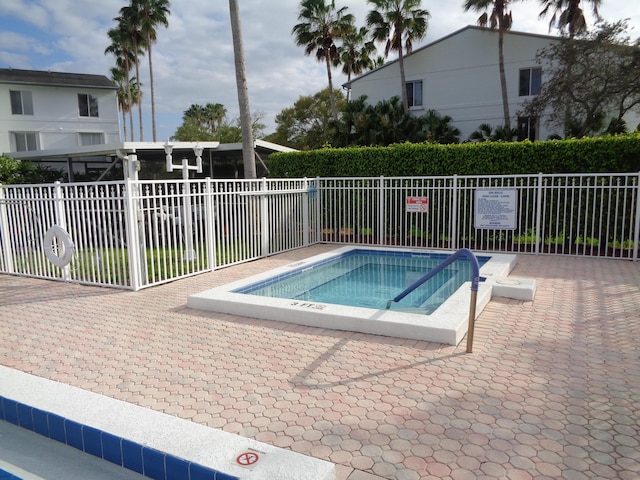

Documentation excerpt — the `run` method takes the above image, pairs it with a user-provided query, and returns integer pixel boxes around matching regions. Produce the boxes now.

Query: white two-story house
[345,26,640,141]
[0,68,120,156]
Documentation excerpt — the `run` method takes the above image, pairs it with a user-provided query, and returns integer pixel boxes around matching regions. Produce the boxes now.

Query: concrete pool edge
[0,366,334,480]
[188,247,526,345]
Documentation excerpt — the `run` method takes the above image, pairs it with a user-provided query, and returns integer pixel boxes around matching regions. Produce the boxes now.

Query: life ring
[43,225,75,268]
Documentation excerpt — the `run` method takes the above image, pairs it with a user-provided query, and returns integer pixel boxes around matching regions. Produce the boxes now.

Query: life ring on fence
[43,225,75,268]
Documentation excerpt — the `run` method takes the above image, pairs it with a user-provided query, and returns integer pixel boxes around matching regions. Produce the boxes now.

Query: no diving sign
[235,448,265,469]
[406,196,428,213]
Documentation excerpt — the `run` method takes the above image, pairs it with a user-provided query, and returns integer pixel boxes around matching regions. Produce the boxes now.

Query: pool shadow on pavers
[0,277,121,307]
[289,337,465,391]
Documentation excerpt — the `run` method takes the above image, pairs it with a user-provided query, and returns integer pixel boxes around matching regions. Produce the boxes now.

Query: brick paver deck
[1,245,639,480]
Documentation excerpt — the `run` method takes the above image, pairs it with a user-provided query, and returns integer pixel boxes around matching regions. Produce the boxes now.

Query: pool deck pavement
[1,244,639,480]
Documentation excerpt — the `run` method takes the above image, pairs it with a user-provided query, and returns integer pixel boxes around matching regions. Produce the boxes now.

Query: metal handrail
[385,248,484,353]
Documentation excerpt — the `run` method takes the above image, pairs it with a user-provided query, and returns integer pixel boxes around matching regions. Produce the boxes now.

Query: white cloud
[0,0,638,140]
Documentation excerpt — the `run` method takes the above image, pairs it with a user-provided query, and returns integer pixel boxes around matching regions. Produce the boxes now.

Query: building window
[12,132,38,152]
[79,132,104,146]
[519,68,542,96]
[78,93,99,117]
[405,80,423,107]
[10,90,34,115]
[517,116,537,141]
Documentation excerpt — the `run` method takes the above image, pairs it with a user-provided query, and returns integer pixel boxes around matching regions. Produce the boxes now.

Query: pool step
[490,277,536,301]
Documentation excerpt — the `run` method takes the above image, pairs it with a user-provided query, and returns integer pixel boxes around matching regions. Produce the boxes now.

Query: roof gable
[345,25,559,87]
[0,68,116,90]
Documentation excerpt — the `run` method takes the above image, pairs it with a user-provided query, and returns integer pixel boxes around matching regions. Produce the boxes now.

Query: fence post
[634,172,640,261]
[378,176,385,246]
[302,177,310,247]
[315,176,321,245]
[535,173,543,255]
[451,175,458,250]
[0,185,14,273]
[260,178,269,257]
[124,178,142,290]
[204,177,216,270]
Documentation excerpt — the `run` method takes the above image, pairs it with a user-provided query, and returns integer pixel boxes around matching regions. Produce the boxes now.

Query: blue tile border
[0,467,23,480]
[0,395,238,480]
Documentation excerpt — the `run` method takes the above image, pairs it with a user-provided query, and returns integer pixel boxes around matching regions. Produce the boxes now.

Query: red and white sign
[406,196,428,213]
[235,449,264,469]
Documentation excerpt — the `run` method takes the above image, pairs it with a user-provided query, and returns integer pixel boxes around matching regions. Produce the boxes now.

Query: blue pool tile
[189,463,216,480]
[1,399,18,425]
[82,425,103,457]
[0,467,22,480]
[165,455,189,480]
[32,408,49,437]
[16,404,34,431]
[47,413,66,442]
[0,396,5,421]
[101,432,123,466]
[142,447,166,480]
[214,471,240,480]
[122,439,144,474]
[64,419,84,450]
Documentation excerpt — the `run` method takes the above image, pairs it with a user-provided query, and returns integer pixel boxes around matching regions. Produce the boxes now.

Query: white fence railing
[316,174,640,259]
[1,173,638,290]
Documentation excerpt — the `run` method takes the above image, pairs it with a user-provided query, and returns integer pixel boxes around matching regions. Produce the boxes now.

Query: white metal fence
[317,174,640,259]
[1,173,638,290]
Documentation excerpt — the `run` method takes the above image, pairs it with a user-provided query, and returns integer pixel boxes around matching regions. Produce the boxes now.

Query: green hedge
[268,134,640,177]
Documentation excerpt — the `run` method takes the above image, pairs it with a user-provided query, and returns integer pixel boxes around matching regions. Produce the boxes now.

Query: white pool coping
[0,366,335,480]
[188,247,521,345]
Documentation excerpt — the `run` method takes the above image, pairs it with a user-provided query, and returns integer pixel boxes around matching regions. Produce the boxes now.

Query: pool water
[236,250,488,314]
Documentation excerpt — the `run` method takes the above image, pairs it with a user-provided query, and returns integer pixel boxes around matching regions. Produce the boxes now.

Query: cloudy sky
[0,0,638,141]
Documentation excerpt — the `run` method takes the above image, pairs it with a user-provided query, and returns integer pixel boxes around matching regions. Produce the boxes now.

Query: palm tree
[420,109,461,144]
[110,67,132,141]
[292,0,355,121]
[115,6,145,141]
[340,26,377,101]
[229,0,256,179]
[105,27,137,140]
[463,0,515,130]
[366,0,430,113]
[203,103,227,134]
[132,0,170,142]
[539,0,601,37]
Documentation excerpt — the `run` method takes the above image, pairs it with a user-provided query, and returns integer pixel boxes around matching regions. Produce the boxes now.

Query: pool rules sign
[474,189,517,230]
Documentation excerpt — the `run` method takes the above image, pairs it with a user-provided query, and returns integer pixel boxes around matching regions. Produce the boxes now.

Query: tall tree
[539,0,602,136]
[366,0,430,113]
[104,28,133,141]
[229,0,256,179]
[340,26,377,101]
[173,103,264,142]
[521,20,640,137]
[132,0,170,142]
[104,25,142,141]
[268,87,346,149]
[539,0,601,37]
[463,0,515,129]
[115,5,145,141]
[293,0,355,121]
[110,66,140,142]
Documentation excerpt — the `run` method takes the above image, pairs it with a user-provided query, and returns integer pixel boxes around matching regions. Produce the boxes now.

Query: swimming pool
[236,249,489,314]
[189,247,520,345]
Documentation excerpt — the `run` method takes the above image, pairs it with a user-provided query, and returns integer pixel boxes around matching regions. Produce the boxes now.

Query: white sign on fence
[406,196,428,213]
[474,189,517,229]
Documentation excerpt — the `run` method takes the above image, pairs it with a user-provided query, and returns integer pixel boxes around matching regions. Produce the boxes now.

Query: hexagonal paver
[2,246,640,480]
